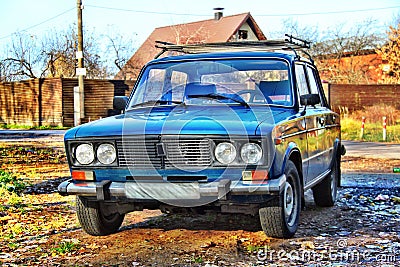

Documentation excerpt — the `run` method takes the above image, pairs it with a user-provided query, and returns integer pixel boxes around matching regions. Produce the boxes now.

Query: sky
[1,0,400,42]
[1,0,400,59]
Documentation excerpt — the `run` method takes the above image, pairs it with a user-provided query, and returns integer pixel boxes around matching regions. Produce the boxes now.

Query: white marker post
[360,116,366,139]
[383,116,387,141]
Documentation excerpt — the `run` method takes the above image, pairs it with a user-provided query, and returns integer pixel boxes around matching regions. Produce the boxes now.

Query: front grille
[117,137,212,169]
[164,138,212,168]
[117,138,162,168]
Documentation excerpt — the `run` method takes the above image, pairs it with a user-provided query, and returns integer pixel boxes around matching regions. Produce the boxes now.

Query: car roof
[147,51,301,65]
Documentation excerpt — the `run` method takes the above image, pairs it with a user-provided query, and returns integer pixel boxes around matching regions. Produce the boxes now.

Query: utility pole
[75,0,85,126]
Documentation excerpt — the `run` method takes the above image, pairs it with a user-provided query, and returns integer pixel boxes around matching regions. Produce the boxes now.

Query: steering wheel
[236,90,273,104]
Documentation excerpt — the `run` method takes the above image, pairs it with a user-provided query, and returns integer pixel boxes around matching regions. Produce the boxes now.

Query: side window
[295,64,309,99]
[306,66,322,107]
[306,67,320,94]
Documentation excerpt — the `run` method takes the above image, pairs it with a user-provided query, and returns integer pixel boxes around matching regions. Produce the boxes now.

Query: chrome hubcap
[283,182,295,226]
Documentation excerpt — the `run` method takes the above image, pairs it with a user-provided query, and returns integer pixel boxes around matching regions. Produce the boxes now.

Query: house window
[238,30,248,40]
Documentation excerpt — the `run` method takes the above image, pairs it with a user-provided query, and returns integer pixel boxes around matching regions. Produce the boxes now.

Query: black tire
[312,153,340,207]
[259,160,301,238]
[76,196,125,236]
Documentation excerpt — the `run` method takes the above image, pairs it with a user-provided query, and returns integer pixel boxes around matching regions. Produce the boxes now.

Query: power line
[1,4,398,41]
[85,4,400,17]
[256,5,400,17]
[85,4,209,16]
[0,7,75,40]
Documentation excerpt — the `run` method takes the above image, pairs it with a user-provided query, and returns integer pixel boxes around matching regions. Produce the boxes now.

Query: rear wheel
[76,196,125,236]
[312,154,340,207]
[259,160,301,238]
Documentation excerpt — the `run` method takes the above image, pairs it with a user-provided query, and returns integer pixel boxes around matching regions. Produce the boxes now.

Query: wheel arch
[282,143,304,205]
[331,138,344,186]
[331,138,343,167]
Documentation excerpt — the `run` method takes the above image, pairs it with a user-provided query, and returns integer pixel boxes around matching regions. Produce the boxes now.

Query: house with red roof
[115,9,266,80]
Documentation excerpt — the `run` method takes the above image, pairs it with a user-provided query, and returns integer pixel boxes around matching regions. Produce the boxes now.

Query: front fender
[274,141,302,177]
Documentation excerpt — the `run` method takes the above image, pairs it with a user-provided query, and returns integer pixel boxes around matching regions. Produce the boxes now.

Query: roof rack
[154,34,313,62]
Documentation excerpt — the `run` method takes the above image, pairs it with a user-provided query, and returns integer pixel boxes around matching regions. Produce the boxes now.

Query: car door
[295,63,326,184]
[305,65,333,172]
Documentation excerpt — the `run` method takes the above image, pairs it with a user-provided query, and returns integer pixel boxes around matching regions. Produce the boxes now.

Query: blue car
[58,38,345,238]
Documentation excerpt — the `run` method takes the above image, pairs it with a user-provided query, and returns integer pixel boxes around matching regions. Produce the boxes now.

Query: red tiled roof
[115,13,266,80]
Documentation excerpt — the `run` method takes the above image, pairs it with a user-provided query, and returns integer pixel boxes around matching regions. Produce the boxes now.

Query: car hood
[66,105,295,139]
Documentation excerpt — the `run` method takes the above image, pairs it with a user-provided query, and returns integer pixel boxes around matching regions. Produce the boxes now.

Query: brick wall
[329,84,400,113]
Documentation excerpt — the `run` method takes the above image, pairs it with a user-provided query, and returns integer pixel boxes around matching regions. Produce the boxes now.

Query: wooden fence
[61,79,134,126]
[1,80,399,127]
[0,78,135,127]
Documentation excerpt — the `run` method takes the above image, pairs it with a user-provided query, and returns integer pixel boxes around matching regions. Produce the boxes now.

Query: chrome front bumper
[58,174,286,201]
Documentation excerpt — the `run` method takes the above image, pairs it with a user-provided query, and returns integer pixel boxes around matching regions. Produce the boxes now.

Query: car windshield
[128,59,292,109]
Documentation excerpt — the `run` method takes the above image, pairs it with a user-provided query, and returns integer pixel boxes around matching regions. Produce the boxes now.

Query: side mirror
[113,96,128,111]
[300,94,320,106]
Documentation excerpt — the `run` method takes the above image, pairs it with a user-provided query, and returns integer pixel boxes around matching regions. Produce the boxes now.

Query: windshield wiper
[188,93,249,108]
[131,99,184,108]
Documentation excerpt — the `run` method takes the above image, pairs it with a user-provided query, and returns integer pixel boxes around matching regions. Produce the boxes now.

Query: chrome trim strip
[282,129,307,139]
[302,147,333,163]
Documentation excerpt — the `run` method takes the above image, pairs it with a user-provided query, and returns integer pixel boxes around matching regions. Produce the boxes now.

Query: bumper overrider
[58,174,286,201]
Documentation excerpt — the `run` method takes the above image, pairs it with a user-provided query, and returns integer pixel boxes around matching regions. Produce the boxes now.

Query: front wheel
[259,160,301,238]
[76,196,125,236]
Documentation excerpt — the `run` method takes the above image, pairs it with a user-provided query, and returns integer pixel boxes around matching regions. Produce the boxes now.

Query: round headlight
[97,143,116,165]
[215,142,236,164]
[241,143,262,164]
[75,143,95,165]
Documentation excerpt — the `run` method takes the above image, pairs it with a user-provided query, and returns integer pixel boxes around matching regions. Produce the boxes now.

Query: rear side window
[307,66,320,95]
[306,66,322,107]
[295,64,309,97]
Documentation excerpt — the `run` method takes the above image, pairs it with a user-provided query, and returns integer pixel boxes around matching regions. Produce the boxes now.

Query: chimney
[214,7,224,20]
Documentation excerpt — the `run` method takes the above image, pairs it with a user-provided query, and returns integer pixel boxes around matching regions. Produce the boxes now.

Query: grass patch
[340,104,400,143]
[0,124,68,130]
[51,240,80,255]
[341,117,400,142]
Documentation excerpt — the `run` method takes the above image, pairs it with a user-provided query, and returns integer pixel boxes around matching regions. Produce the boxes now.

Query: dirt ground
[0,141,399,266]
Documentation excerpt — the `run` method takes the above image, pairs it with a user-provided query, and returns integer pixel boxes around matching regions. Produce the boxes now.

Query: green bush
[0,170,27,195]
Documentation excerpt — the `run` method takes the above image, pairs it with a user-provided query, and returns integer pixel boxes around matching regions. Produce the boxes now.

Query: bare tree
[278,18,320,43]
[269,18,384,84]
[312,19,385,84]
[1,32,44,81]
[41,28,75,78]
[0,25,112,81]
[103,30,138,75]
[376,23,400,84]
